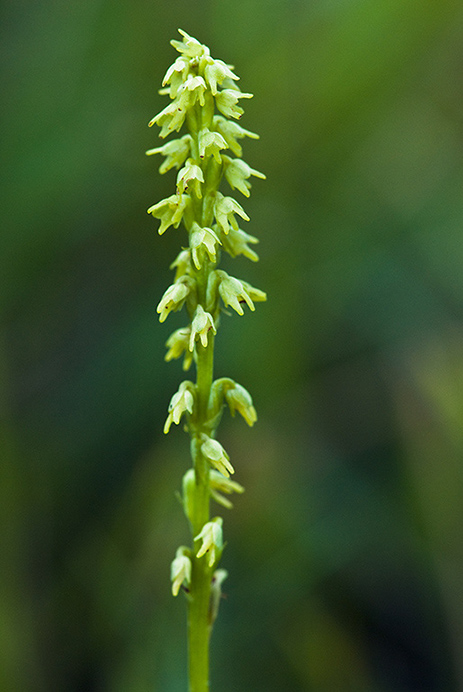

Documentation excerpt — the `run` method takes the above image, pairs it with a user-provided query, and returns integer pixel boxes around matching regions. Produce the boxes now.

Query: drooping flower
[195,517,223,567]
[171,546,192,596]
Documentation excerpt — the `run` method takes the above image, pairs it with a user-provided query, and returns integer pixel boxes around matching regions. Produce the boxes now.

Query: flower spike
[147,29,265,685]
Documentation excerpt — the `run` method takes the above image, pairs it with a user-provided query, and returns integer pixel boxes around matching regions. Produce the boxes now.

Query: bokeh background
[2,1,463,690]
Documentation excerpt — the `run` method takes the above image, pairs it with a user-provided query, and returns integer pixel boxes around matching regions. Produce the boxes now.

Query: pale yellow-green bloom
[195,517,223,567]
[225,382,257,426]
[171,546,192,596]
[189,305,216,351]
[200,434,234,477]
[164,381,195,433]
[223,156,266,198]
[190,223,221,270]
[214,192,249,235]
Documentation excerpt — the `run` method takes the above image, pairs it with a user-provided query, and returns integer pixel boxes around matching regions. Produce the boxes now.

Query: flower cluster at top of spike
[146,30,265,597]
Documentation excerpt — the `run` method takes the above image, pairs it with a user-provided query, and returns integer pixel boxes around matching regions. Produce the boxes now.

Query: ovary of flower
[145,135,191,174]
[164,381,195,434]
[204,59,239,95]
[200,435,235,477]
[215,89,253,120]
[189,305,217,351]
[147,194,189,235]
[195,517,223,567]
[223,157,266,198]
[198,129,227,163]
[190,223,221,270]
[213,116,259,157]
[177,161,204,198]
[214,192,249,235]
[217,272,255,315]
[156,280,190,323]
[171,547,192,596]
[225,383,257,426]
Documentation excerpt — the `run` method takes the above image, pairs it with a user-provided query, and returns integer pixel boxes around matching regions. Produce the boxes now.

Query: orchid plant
[147,30,265,691]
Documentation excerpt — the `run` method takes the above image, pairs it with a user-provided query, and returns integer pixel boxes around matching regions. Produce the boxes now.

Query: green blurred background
[2,1,463,690]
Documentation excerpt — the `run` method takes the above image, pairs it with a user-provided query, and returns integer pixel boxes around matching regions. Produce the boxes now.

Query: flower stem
[188,335,214,691]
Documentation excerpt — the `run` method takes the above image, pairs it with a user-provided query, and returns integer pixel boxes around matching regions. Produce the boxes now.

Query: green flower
[171,546,192,596]
[156,277,192,323]
[177,160,204,197]
[204,58,239,95]
[214,192,249,235]
[149,100,187,138]
[198,128,227,162]
[162,55,189,98]
[190,222,221,270]
[215,89,253,120]
[216,270,255,315]
[169,249,191,280]
[165,327,193,371]
[170,29,208,59]
[213,116,259,157]
[164,380,195,433]
[209,470,244,509]
[223,156,266,197]
[147,194,189,235]
[200,434,234,477]
[146,135,191,174]
[195,517,223,567]
[189,305,217,351]
[177,75,207,109]
[225,382,257,426]
[221,227,259,262]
